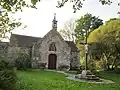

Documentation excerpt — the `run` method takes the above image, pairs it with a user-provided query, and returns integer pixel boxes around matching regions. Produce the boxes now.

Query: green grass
[17,70,120,90]
[98,71,120,84]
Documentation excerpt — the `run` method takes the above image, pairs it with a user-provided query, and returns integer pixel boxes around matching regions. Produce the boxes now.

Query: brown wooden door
[48,54,57,69]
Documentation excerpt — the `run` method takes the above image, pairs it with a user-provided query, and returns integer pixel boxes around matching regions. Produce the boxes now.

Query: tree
[57,0,112,13]
[88,18,120,70]
[0,0,40,40]
[74,13,103,70]
[0,12,21,39]
[59,19,75,42]
[0,0,114,39]
[15,51,31,70]
[0,57,17,90]
[74,13,103,44]
[0,0,40,88]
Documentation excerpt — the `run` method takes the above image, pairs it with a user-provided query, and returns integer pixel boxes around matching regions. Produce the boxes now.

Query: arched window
[49,42,56,51]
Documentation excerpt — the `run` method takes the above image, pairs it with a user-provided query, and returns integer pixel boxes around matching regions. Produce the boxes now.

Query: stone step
[86,75,96,77]
[86,75,96,78]
[86,77,99,80]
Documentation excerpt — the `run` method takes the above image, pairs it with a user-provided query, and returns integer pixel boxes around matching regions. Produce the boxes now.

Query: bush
[86,59,96,71]
[15,52,31,70]
[0,57,17,90]
[58,64,69,71]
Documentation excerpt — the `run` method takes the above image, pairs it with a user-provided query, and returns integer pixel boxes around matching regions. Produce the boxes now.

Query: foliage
[80,57,96,71]
[15,52,31,70]
[88,18,120,42]
[57,0,112,13]
[75,13,103,43]
[0,0,40,12]
[0,0,40,40]
[17,70,120,90]
[88,18,120,70]
[87,59,96,71]
[0,0,114,39]
[74,13,103,70]
[0,12,21,39]
[59,19,75,42]
[0,57,17,90]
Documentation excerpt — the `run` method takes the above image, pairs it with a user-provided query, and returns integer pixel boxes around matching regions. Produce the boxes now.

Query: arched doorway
[48,54,57,69]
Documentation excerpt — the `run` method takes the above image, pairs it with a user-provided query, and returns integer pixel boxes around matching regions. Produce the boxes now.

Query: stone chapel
[6,14,80,70]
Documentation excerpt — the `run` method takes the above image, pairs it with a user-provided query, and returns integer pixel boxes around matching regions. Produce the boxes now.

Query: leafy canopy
[57,0,112,13]
[74,13,103,43]
[88,18,120,70]
[0,0,113,39]
[88,18,120,43]
[0,0,41,39]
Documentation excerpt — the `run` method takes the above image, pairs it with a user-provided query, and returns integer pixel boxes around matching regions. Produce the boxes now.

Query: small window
[49,42,56,51]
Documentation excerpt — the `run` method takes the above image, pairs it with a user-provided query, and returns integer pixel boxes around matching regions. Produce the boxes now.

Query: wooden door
[48,54,57,69]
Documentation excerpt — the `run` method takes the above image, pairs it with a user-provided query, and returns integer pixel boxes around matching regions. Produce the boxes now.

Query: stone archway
[48,54,57,69]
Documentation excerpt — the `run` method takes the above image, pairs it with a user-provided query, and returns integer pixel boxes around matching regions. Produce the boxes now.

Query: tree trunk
[111,59,116,70]
[106,63,110,70]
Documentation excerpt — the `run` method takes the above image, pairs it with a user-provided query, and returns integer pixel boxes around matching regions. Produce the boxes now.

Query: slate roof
[10,34,41,47]
[10,34,79,52]
[65,41,78,52]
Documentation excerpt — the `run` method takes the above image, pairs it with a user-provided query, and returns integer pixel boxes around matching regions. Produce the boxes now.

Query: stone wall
[6,31,80,70]
[31,41,42,68]
[70,51,80,70]
[8,46,31,61]
[8,34,31,59]
[32,30,71,70]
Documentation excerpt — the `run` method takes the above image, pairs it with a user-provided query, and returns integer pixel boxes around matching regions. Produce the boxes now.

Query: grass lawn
[17,70,120,90]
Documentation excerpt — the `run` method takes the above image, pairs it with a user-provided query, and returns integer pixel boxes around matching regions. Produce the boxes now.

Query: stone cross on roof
[52,13,57,30]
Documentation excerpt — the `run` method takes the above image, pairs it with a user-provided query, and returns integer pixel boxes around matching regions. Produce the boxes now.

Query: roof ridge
[10,33,42,47]
[12,33,42,38]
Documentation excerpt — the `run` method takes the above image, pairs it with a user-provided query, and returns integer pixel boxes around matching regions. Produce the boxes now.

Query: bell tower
[52,13,57,30]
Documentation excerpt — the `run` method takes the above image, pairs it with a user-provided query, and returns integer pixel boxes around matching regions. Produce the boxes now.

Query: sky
[11,0,120,38]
